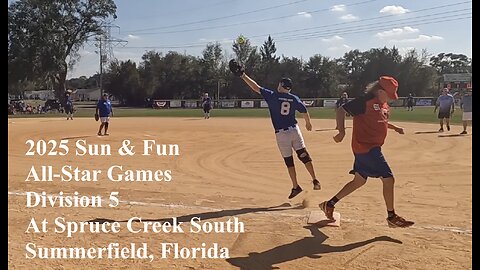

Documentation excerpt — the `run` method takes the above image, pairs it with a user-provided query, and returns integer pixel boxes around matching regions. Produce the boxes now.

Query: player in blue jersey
[434,88,455,132]
[202,92,212,119]
[96,93,113,136]
[64,93,74,120]
[237,71,321,199]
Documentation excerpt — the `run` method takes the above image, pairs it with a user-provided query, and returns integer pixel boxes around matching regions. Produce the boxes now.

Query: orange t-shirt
[342,93,389,154]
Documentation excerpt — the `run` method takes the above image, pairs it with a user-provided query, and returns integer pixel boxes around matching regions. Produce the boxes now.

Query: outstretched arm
[388,123,404,134]
[240,73,261,94]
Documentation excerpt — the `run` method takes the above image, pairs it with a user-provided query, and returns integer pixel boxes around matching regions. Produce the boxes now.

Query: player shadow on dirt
[414,131,441,134]
[226,225,402,270]
[87,203,302,224]
[60,135,95,140]
[438,134,472,137]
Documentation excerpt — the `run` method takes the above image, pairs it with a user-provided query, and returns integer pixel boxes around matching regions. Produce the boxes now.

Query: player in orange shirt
[319,76,414,228]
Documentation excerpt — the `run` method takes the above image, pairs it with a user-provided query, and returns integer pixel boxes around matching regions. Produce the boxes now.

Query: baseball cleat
[387,214,414,228]
[288,185,303,199]
[319,201,335,220]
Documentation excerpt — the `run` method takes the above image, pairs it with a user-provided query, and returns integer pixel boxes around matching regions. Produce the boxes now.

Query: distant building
[73,88,101,101]
[24,90,55,100]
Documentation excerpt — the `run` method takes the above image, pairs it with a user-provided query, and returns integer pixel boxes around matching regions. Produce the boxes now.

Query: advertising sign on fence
[303,100,315,107]
[241,100,254,108]
[184,101,198,108]
[221,101,235,108]
[416,99,433,106]
[323,100,337,108]
[170,100,182,108]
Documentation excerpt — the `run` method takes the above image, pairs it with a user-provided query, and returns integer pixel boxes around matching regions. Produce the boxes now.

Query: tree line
[100,41,471,106]
[8,1,471,106]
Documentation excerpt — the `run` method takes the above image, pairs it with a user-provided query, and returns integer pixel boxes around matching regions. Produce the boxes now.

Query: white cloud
[390,35,444,43]
[199,38,232,44]
[328,44,351,51]
[330,4,346,12]
[375,27,419,39]
[297,11,312,18]
[379,5,410,15]
[126,34,140,40]
[322,35,344,43]
[340,14,358,20]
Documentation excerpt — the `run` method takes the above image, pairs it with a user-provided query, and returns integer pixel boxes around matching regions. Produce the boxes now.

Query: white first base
[307,211,341,227]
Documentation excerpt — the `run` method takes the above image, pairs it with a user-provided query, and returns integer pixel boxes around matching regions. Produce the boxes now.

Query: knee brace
[296,148,312,164]
[283,156,294,168]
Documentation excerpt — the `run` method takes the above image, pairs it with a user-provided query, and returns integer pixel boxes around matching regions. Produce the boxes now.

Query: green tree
[104,60,142,106]
[8,0,116,97]
[429,53,472,74]
[259,35,281,86]
[304,55,343,98]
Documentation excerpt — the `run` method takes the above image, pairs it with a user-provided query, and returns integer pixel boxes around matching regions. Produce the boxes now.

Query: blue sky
[69,0,472,78]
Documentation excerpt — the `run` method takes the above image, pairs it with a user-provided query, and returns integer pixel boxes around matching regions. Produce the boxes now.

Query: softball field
[8,117,471,270]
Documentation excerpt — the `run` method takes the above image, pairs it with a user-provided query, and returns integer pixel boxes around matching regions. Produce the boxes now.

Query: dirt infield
[8,117,472,270]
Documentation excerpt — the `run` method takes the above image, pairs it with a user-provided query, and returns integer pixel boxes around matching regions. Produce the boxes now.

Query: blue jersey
[97,99,112,117]
[202,97,211,106]
[65,97,73,108]
[260,87,307,130]
[436,94,455,112]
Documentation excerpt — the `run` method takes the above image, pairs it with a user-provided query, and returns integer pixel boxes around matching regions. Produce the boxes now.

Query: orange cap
[378,76,399,100]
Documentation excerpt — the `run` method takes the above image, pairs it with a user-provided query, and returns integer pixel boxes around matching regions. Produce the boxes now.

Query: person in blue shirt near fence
[434,88,455,132]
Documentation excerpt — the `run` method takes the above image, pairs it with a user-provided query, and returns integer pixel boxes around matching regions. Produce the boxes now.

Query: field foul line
[9,191,472,236]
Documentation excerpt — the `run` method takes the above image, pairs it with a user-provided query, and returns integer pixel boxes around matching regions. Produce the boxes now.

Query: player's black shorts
[352,147,393,179]
[65,106,73,114]
[203,105,211,113]
[438,110,450,119]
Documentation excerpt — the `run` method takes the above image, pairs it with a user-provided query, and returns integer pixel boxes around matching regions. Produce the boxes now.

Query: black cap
[280,78,293,89]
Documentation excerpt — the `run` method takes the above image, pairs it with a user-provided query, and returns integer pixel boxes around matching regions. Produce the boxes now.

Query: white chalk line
[9,191,472,235]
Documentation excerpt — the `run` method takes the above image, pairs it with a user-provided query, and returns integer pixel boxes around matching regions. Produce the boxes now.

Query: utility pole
[92,19,128,96]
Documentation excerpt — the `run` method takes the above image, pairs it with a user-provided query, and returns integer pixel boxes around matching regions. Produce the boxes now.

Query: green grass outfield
[9,106,464,125]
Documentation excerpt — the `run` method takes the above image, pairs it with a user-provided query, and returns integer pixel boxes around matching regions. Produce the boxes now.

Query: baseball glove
[229,59,244,77]
[94,113,99,121]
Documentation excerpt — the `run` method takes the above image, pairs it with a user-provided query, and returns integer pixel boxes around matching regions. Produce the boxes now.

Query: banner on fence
[221,101,235,108]
[303,100,315,107]
[416,99,433,106]
[170,100,182,108]
[323,100,337,108]
[184,101,198,108]
[241,100,254,108]
[260,101,268,108]
[153,100,167,108]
